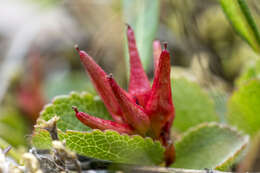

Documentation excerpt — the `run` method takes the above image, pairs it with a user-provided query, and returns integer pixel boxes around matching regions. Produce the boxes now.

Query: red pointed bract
[73,107,133,134]
[126,25,151,106]
[107,75,150,135]
[75,46,123,123]
[153,40,162,74]
[145,43,174,138]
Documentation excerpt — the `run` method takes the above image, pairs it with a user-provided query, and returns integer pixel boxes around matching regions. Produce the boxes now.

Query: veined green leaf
[40,92,112,132]
[33,91,164,165]
[32,128,164,165]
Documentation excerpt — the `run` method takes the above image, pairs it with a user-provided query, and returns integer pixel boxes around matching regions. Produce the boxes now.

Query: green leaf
[0,109,28,147]
[208,90,228,123]
[236,59,260,87]
[172,78,219,132]
[0,123,27,147]
[123,0,159,71]
[171,123,249,170]
[0,138,23,162]
[219,0,260,52]
[228,79,260,136]
[33,91,164,165]
[40,92,112,132]
[32,128,164,165]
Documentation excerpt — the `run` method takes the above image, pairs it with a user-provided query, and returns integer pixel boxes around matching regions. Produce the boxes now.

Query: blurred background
[0,0,260,171]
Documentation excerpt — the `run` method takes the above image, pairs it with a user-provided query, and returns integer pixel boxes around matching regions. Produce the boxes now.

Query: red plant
[74,25,175,165]
[17,54,46,123]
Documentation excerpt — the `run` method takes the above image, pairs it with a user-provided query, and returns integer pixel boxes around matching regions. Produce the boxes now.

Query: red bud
[76,46,124,123]
[73,107,133,134]
[108,75,150,135]
[126,25,151,107]
[145,44,174,138]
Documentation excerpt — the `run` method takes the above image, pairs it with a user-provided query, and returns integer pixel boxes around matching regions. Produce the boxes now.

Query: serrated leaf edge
[65,129,164,149]
[36,91,164,150]
[37,91,163,147]
[39,91,94,116]
[32,128,164,152]
[32,128,164,165]
[176,122,249,170]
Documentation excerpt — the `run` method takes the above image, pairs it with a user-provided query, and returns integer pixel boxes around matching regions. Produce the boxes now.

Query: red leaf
[145,43,174,138]
[73,107,133,134]
[76,46,124,123]
[108,75,150,135]
[126,25,151,107]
